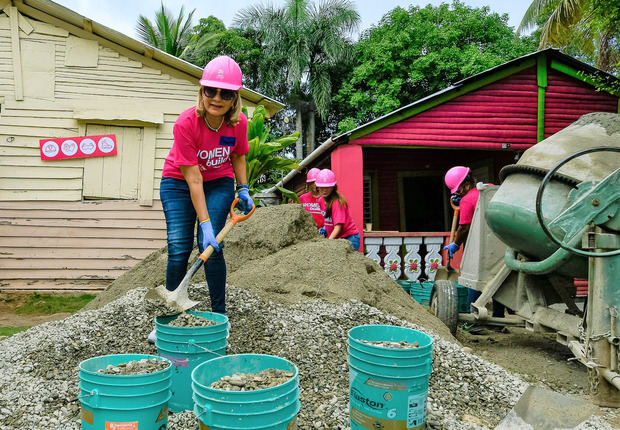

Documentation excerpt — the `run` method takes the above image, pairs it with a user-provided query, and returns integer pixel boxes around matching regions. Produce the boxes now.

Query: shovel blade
[145,284,200,314]
[495,386,597,430]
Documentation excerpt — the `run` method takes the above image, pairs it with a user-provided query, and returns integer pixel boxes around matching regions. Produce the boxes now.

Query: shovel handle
[197,198,256,263]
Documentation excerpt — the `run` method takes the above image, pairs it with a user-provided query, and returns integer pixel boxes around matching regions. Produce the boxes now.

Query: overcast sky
[53,0,531,41]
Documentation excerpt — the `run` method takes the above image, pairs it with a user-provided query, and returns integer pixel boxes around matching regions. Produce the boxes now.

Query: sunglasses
[203,86,236,101]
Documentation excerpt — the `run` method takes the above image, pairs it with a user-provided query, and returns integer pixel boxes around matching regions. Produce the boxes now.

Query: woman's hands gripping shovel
[145,198,255,314]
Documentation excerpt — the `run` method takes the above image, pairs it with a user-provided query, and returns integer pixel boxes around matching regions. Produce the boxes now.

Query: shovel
[434,198,459,281]
[145,198,255,313]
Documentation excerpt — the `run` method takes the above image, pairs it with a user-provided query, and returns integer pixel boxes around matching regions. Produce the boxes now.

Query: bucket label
[159,354,188,368]
[81,408,94,425]
[287,417,297,429]
[199,423,210,430]
[156,407,168,422]
[351,407,407,429]
[407,392,427,428]
[105,422,138,430]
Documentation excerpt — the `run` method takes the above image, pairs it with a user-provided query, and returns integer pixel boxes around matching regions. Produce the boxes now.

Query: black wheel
[430,280,459,335]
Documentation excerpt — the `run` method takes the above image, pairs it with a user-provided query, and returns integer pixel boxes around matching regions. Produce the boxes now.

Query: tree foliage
[244,105,300,195]
[518,0,620,72]
[334,1,537,132]
[136,2,195,57]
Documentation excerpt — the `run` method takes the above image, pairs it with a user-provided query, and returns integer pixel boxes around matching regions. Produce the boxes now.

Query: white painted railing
[364,232,450,282]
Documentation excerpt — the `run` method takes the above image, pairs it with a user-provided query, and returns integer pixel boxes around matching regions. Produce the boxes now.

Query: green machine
[447,113,620,406]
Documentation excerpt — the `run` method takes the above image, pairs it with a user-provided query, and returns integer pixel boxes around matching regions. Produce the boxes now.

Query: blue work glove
[451,194,462,206]
[199,219,219,252]
[236,185,254,215]
[318,227,327,237]
[443,242,459,258]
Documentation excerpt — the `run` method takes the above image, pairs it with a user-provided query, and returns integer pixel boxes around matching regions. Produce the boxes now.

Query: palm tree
[136,3,195,57]
[234,0,360,159]
[518,0,619,72]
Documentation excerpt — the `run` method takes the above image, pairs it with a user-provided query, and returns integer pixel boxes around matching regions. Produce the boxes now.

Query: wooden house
[279,49,619,282]
[0,0,282,290]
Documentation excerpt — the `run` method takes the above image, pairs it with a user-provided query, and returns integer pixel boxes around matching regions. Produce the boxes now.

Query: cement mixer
[447,112,620,406]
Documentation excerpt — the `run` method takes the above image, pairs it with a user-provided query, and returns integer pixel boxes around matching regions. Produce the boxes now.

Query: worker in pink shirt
[444,166,506,318]
[315,169,360,250]
[298,167,324,229]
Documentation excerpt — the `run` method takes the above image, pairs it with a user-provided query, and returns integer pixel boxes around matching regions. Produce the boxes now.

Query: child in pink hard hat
[316,169,360,250]
[153,56,252,343]
[299,168,325,229]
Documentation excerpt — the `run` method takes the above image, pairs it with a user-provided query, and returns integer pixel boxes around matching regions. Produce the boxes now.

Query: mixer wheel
[431,280,459,335]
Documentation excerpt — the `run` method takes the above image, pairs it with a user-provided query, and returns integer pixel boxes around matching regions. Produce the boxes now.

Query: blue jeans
[343,233,360,250]
[160,176,234,314]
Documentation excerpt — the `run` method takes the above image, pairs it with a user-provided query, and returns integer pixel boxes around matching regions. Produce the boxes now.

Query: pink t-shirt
[162,107,248,182]
[299,192,324,228]
[322,199,358,239]
[459,188,480,225]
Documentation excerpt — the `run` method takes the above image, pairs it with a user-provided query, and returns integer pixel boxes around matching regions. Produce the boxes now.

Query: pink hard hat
[200,56,243,91]
[306,168,321,183]
[315,169,337,187]
[445,166,470,194]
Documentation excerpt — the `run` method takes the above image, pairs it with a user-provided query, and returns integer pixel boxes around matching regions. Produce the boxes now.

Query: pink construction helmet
[445,166,470,194]
[306,168,321,183]
[200,56,243,91]
[315,169,337,187]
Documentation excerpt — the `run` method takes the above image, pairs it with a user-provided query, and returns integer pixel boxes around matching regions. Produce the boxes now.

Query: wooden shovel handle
[197,198,256,262]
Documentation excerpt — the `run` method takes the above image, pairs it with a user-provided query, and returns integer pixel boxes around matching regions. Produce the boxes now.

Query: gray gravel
[0,284,616,429]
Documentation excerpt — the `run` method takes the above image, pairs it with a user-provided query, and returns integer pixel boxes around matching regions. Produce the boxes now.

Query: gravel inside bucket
[1,205,617,429]
[97,358,169,375]
[167,313,217,327]
[211,368,294,391]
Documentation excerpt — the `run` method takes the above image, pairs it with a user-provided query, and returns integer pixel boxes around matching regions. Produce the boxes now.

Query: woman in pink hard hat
[299,168,325,229]
[444,166,506,319]
[316,169,360,249]
[153,56,253,341]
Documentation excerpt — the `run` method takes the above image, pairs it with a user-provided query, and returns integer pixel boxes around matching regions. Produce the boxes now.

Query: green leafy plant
[16,292,96,315]
[243,105,300,195]
[0,326,30,337]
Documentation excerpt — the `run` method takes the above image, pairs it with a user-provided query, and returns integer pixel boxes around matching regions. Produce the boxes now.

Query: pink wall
[331,144,363,251]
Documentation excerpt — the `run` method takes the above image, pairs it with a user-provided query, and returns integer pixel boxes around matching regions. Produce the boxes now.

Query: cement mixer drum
[486,113,620,279]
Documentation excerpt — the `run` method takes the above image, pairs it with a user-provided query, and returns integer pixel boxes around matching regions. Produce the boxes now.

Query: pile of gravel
[1,283,614,429]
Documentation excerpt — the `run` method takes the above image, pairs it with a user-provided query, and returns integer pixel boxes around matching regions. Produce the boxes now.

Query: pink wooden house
[279,49,619,282]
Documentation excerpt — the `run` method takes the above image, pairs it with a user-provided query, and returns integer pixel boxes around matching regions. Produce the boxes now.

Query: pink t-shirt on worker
[162,107,249,182]
[458,188,480,225]
[299,192,324,228]
[322,199,359,239]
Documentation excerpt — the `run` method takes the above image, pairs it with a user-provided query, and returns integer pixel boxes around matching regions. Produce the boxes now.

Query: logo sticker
[105,422,138,430]
[98,136,115,153]
[219,136,236,147]
[80,138,96,155]
[42,141,59,157]
[61,140,78,156]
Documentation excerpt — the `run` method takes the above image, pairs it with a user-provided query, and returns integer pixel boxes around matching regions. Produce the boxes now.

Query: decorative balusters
[403,237,423,281]
[424,237,444,281]
[364,237,382,266]
[383,237,403,280]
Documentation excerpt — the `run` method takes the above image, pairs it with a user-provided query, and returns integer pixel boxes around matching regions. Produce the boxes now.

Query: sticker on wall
[39,134,117,160]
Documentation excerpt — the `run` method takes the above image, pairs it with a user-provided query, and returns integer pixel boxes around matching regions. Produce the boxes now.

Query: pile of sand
[84,204,454,340]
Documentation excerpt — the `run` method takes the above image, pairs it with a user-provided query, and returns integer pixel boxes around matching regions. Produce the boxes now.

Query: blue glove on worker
[444,242,459,258]
[200,219,219,253]
[318,227,327,237]
[236,185,254,215]
[451,194,462,206]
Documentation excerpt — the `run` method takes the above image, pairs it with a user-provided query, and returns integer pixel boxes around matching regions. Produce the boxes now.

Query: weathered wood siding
[544,68,619,137]
[0,200,166,281]
[354,69,539,149]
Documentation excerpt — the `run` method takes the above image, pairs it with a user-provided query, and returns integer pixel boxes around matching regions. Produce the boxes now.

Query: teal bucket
[348,325,434,430]
[155,310,228,413]
[78,353,172,430]
[191,354,300,430]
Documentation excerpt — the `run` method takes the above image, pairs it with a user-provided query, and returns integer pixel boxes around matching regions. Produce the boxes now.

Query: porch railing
[364,232,450,282]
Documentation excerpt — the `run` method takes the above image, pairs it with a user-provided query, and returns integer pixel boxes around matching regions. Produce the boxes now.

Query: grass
[0,326,30,337]
[16,292,96,315]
